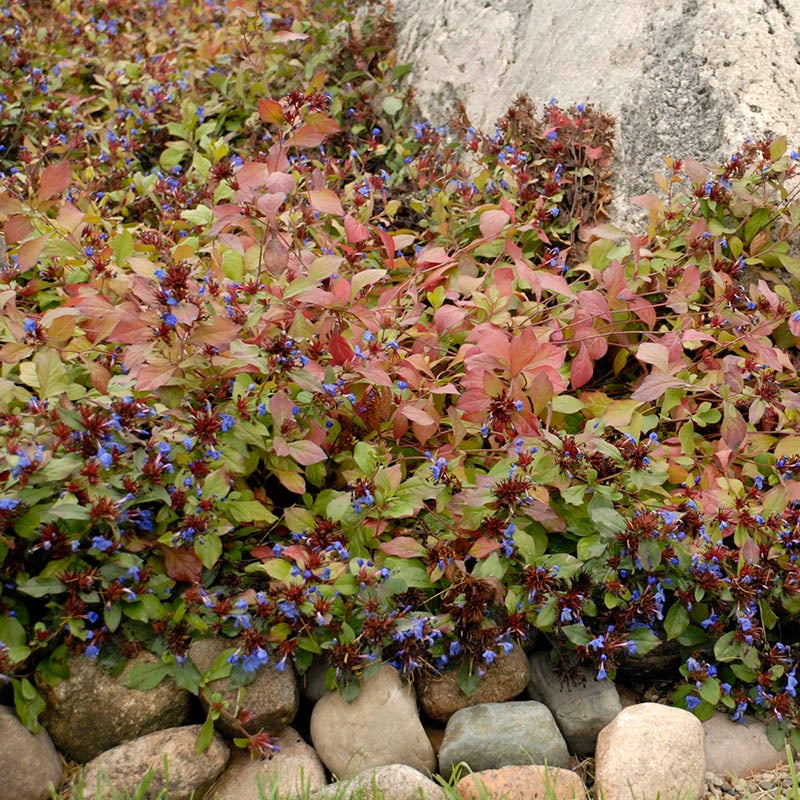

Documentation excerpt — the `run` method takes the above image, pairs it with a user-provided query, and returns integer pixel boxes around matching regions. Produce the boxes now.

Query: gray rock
[189,638,298,737]
[527,651,621,755]
[43,652,192,763]
[416,644,530,723]
[301,657,330,705]
[391,0,800,227]
[704,712,787,778]
[594,703,705,800]
[0,705,64,800]
[77,725,229,800]
[311,764,446,800]
[437,701,570,779]
[309,664,436,779]
[210,726,326,800]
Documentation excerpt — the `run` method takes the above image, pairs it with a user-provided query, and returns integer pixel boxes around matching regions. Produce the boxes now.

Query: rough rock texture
[309,664,436,779]
[189,638,298,737]
[437,701,570,779]
[416,644,530,723]
[0,705,64,800]
[78,725,228,800]
[311,764,446,800]
[209,726,326,800]
[593,703,706,800]
[527,651,621,755]
[392,0,800,225]
[455,765,588,800]
[43,652,192,763]
[704,712,787,778]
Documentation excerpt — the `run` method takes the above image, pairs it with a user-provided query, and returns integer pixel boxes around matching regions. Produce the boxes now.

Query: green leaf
[629,627,662,656]
[195,713,216,755]
[663,603,689,640]
[113,228,134,268]
[180,205,214,227]
[16,576,66,598]
[458,659,481,697]
[562,624,591,646]
[13,678,46,732]
[699,677,721,706]
[551,395,585,414]
[174,659,202,694]
[714,631,743,663]
[353,441,378,475]
[766,720,787,752]
[123,661,171,691]
[195,532,222,570]
[381,96,404,116]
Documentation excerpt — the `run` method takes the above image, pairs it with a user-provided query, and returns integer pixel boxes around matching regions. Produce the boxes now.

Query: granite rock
[455,764,587,800]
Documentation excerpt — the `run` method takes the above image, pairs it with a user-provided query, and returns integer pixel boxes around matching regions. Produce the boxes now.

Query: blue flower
[685,694,701,710]
[91,535,114,552]
[0,498,19,511]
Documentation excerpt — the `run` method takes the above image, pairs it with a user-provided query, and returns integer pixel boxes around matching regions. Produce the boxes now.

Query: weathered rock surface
[77,725,228,800]
[0,705,64,800]
[300,657,330,705]
[209,726,326,800]
[455,765,588,800]
[704,712,787,778]
[392,0,800,225]
[437,701,570,779]
[527,651,621,755]
[594,703,705,800]
[311,764,446,800]
[189,638,298,737]
[416,644,530,723]
[43,652,192,763]
[309,664,436,779]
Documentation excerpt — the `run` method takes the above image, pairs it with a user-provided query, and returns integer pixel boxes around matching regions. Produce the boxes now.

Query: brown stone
[78,725,228,800]
[43,652,192,763]
[189,637,298,737]
[311,765,446,800]
[416,644,530,723]
[456,765,588,800]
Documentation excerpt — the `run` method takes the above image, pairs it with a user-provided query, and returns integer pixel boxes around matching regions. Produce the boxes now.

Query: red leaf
[344,214,370,243]
[258,98,284,125]
[163,547,203,583]
[469,537,503,559]
[188,317,241,348]
[631,374,686,403]
[250,545,276,561]
[398,403,436,426]
[309,189,344,216]
[306,113,340,136]
[379,537,427,558]
[479,209,510,240]
[328,334,353,365]
[570,343,594,389]
[721,404,747,451]
[135,364,177,391]
[286,439,327,466]
[38,162,71,203]
[286,125,327,148]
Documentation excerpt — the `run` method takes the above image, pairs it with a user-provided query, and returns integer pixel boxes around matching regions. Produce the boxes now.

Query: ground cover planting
[4,0,800,762]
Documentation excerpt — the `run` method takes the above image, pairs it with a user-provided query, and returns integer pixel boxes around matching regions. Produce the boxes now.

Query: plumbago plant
[4,0,800,758]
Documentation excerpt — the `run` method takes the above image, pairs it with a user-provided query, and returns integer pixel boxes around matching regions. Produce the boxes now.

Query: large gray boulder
[527,651,621,755]
[43,652,192,763]
[0,705,64,800]
[437,701,570,779]
[392,0,800,224]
